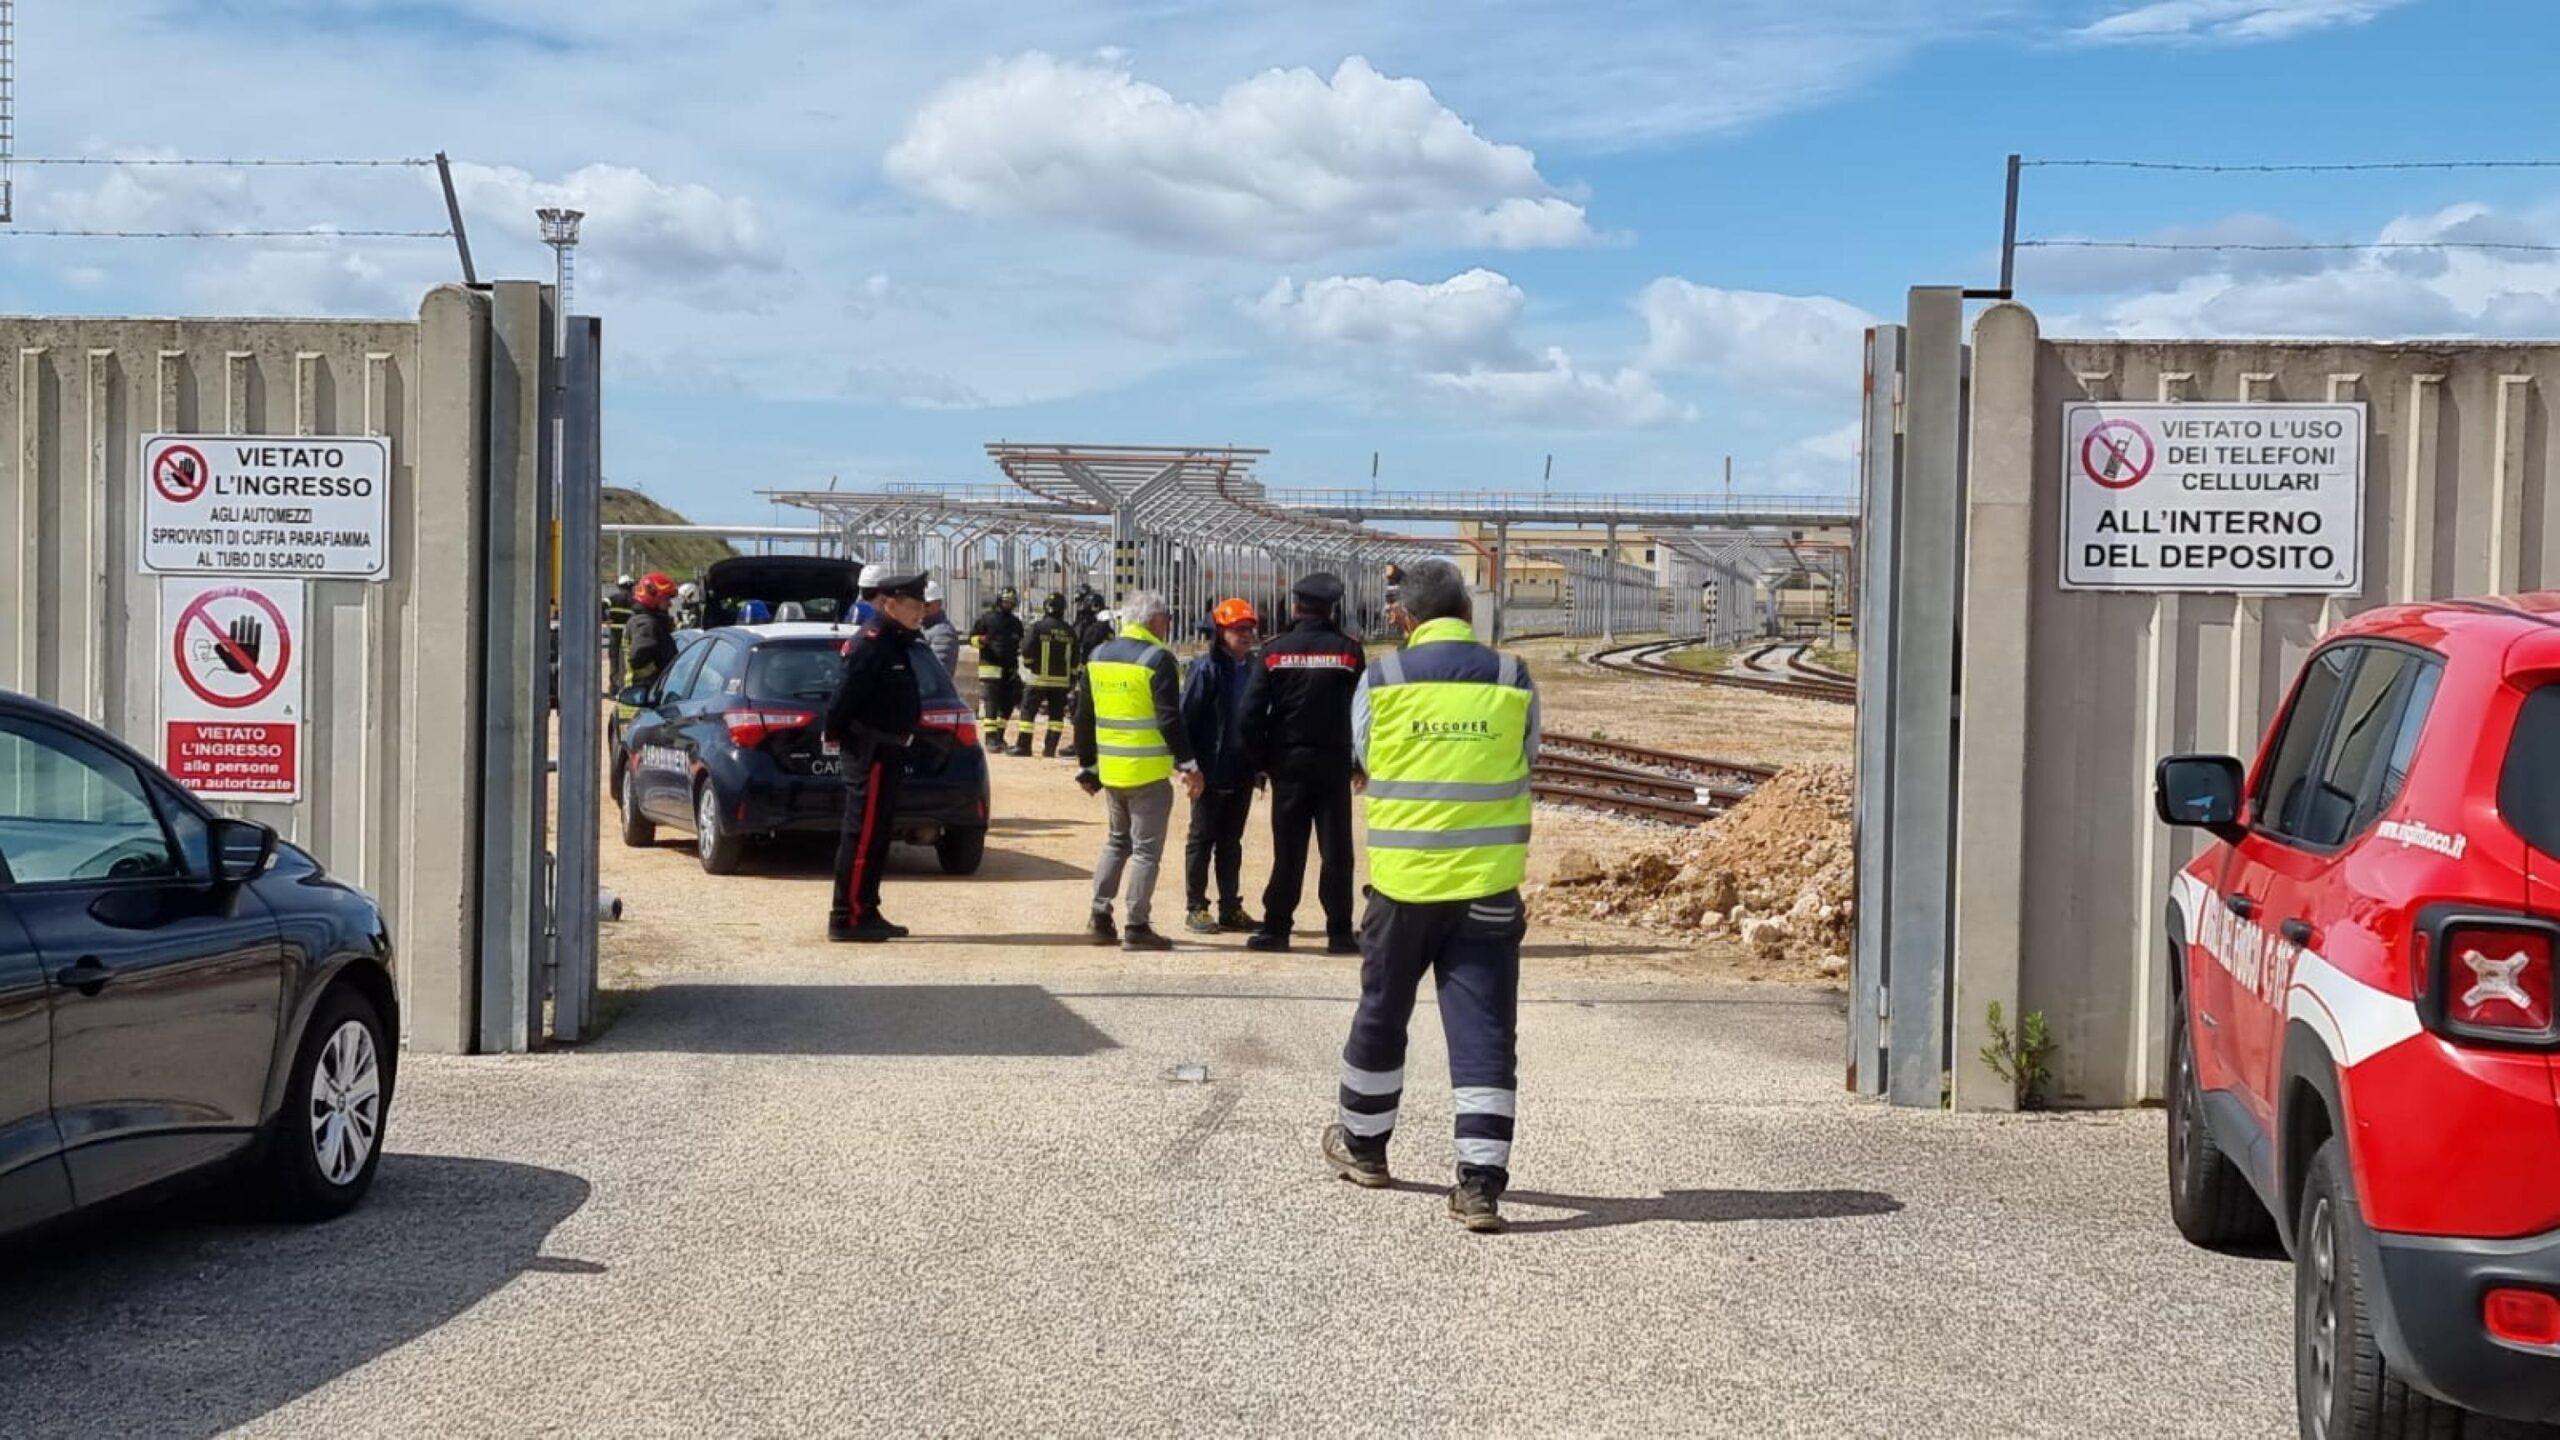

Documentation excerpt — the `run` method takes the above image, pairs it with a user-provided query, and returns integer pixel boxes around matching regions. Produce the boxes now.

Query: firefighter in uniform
[623,572,679,694]
[1239,571,1365,955]
[823,570,944,943]
[1020,593,1078,757]
[1322,559,1539,1234]
[968,586,1026,752]
[1073,591,1203,952]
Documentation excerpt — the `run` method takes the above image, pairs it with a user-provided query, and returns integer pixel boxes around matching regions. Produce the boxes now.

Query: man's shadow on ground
[1379,1179,1901,1235]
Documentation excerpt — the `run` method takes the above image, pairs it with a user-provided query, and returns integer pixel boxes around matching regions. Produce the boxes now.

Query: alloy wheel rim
[2171,1028,2195,1181]
[308,1019,380,1186]
[698,789,719,859]
[2305,1196,2340,1435]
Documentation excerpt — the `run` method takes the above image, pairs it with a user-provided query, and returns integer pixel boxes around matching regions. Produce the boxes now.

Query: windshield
[749,642,960,704]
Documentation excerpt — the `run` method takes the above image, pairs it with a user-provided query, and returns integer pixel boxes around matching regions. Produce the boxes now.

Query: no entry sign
[140,433,390,580]
[161,577,305,800]
[2061,402,2367,594]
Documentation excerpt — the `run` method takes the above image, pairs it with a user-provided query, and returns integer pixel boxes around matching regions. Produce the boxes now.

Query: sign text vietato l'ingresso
[2061,402,2366,595]
[141,434,390,580]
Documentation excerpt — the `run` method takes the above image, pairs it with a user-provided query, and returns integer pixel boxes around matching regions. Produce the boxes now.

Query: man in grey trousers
[1072,590,1204,951]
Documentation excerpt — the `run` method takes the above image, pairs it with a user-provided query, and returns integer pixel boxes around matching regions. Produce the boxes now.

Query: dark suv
[1,690,398,1239]
[614,624,989,874]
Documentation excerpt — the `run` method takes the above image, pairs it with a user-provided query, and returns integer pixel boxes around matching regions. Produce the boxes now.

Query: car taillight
[922,708,978,749]
[2486,1288,2560,1350]
[723,707,816,748]
[2419,908,2560,1047]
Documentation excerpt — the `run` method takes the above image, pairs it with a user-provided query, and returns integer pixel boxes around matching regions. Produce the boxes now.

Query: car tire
[695,780,745,875]
[620,770,656,848]
[257,985,391,1223]
[936,826,987,876]
[2168,987,2276,1249]
[2296,1138,2463,1440]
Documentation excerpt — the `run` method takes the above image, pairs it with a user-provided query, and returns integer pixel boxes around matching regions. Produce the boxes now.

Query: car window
[2256,647,2353,843]
[2501,685,2560,860]
[2300,648,2419,847]
[2354,659,2439,833]
[696,638,748,699]
[912,648,959,704]
[0,718,183,885]
[750,644,846,704]
[659,640,711,703]
[157,786,214,879]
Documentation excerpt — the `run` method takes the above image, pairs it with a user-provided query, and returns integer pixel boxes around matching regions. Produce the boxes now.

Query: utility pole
[0,0,14,224]
[537,207,585,326]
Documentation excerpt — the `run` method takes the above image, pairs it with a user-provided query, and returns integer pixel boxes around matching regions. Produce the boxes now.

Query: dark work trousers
[1336,887,1526,1191]
[830,742,904,927]
[978,672,1023,744]
[1184,785,1255,912]
[1260,759,1355,939]
[1019,684,1070,755]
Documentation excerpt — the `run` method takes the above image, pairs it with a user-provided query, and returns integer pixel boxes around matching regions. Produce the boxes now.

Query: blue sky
[5,1,2555,521]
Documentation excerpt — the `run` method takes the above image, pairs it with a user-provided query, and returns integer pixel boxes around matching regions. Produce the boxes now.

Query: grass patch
[1661,646,1733,675]
[1808,645,1858,677]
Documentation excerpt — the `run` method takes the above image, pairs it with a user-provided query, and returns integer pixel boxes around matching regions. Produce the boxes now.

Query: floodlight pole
[537,207,584,328]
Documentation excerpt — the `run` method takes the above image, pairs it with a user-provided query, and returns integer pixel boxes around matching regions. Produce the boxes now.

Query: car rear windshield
[2502,684,2560,858]
[746,642,959,705]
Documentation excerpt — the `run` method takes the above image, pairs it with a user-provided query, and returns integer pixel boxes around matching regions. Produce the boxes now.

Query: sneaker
[1447,1179,1506,1234]
[1322,1123,1391,1189]
[1121,923,1174,952]
[1217,904,1257,932]
[828,918,903,944]
[1244,930,1291,953]
[1324,934,1360,957]
[1183,906,1221,935]
[1088,911,1119,946]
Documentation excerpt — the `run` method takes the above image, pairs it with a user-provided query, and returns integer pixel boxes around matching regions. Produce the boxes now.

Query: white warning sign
[160,577,306,801]
[2062,401,2366,595]
[141,433,390,580]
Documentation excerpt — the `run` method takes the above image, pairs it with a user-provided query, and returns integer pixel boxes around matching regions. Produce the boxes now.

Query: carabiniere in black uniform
[1239,571,1366,955]
[823,570,940,943]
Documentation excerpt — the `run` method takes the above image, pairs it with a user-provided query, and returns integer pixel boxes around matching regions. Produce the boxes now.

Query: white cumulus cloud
[1637,280,1877,400]
[1421,352,1687,430]
[883,53,1595,258]
[448,162,781,288]
[2071,0,2414,44]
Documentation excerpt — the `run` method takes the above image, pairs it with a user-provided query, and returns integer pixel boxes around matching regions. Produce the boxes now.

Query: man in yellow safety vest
[1321,558,1540,1234]
[1072,590,1205,951]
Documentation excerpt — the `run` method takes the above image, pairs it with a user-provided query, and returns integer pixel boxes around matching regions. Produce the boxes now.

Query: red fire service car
[2156,593,2560,1438]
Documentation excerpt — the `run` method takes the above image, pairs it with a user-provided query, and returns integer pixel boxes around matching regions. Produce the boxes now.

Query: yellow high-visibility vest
[1362,618,1532,902]
[1087,622,1175,788]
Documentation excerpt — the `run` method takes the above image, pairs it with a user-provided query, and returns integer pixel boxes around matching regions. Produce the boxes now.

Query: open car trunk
[699,556,861,627]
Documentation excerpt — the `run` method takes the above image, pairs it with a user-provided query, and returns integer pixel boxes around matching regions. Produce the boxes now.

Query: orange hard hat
[1213,597,1260,629]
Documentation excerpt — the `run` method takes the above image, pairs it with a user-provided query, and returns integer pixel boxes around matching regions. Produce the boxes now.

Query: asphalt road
[0,753,2297,1437]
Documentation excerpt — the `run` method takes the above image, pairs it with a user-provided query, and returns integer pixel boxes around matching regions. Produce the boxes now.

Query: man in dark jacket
[1180,597,1264,934]
[1238,571,1366,954]
[967,587,1026,752]
[1020,592,1079,758]
[823,570,941,943]
[623,571,678,692]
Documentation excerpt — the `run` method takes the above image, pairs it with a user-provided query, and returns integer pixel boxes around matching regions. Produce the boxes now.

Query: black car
[0,690,398,1239]
[614,623,990,875]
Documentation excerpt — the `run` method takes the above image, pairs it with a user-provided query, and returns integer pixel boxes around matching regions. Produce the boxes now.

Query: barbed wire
[12,157,435,168]
[2017,238,2560,255]
[2023,158,2560,174]
[0,227,452,239]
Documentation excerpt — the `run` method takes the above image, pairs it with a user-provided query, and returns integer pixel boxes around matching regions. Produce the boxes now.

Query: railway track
[1531,731,1772,826]
[1588,638,1857,706]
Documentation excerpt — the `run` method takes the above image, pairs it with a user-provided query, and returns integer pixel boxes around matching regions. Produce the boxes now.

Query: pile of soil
[1532,765,1855,979]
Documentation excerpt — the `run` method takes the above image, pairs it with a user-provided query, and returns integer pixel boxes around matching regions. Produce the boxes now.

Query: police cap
[873,569,930,601]
[1291,571,1345,610]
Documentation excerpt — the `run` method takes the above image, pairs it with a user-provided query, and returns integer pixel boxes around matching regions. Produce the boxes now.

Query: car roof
[715,622,862,643]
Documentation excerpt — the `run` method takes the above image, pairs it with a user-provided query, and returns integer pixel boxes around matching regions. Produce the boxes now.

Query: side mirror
[616,683,655,708]
[209,817,277,884]
[2155,755,2247,842]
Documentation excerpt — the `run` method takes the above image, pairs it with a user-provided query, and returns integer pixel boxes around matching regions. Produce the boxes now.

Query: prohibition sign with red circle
[151,443,210,504]
[171,585,293,709]
[2080,419,2154,490]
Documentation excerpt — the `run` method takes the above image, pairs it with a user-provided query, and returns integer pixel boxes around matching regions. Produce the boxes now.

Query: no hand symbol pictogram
[2080,419,2154,490]
[170,585,293,710]
[152,443,210,504]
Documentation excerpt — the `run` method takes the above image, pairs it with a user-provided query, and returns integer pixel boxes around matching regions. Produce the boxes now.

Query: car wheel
[936,826,987,875]
[620,768,656,848]
[258,986,390,1222]
[696,781,745,875]
[2168,985,2276,1249]
[2296,1138,2462,1440]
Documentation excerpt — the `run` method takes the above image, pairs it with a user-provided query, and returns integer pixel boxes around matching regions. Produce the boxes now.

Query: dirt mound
[1533,764,1854,981]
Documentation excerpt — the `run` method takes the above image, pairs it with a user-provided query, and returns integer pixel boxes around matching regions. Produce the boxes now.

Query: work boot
[1217,902,1257,933]
[1447,1178,1507,1234]
[1325,932,1360,957]
[1042,735,1061,758]
[1121,922,1174,952]
[1245,929,1291,953]
[1184,905,1220,935]
[829,917,906,944]
[1088,910,1120,946]
[1010,737,1034,757]
[1322,1123,1391,1189]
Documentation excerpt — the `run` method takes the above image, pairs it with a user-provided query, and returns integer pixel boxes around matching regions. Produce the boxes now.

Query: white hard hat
[617,573,635,587]
[859,562,885,588]
[924,581,945,603]
[677,581,699,600]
